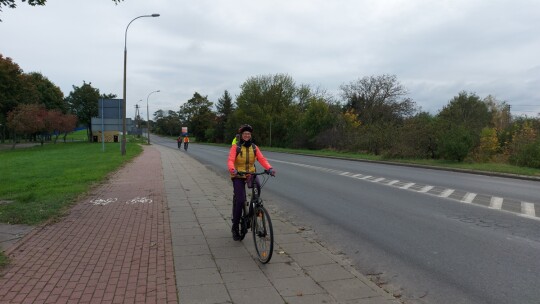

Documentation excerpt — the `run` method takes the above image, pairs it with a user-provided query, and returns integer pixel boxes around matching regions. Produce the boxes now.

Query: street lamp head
[151,14,160,17]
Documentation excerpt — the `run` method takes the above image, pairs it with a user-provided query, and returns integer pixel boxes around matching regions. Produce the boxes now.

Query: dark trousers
[231,176,260,227]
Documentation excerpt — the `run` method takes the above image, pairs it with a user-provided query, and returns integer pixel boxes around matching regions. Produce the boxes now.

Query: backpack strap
[235,143,257,158]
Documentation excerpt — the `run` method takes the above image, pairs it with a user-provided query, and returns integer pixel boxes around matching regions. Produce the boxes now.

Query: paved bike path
[159,144,399,304]
[0,144,399,303]
[0,145,177,303]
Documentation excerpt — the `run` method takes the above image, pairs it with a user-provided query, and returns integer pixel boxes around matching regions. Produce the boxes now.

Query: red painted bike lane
[0,146,177,304]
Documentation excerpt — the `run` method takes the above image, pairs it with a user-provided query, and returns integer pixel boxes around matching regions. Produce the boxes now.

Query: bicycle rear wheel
[252,205,273,263]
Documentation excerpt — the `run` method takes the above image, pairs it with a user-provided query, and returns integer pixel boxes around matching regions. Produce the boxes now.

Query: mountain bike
[236,170,274,263]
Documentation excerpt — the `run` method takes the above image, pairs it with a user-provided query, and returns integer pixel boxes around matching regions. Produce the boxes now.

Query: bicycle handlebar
[237,170,272,176]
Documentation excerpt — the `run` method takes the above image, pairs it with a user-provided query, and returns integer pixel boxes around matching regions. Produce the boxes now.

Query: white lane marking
[522,202,536,217]
[268,158,538,219]
[400,183,415,189]
[461,193,476,204]
[490,197,503,209]
[419,185,434,193]
[439,189,454,198]
[373,177,385,183]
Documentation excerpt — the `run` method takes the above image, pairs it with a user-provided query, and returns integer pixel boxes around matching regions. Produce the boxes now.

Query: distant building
[91,99,134,143]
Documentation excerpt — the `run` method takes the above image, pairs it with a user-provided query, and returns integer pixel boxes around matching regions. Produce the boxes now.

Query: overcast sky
[2,0,539,119]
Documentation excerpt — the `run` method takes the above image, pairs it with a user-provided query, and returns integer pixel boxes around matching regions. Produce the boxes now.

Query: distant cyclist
[227,124,275,241]
[177,136,182,149]
[183,135,189,151]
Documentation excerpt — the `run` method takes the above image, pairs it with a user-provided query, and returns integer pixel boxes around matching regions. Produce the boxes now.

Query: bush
[437,126,474,162]
[509,141,540,168]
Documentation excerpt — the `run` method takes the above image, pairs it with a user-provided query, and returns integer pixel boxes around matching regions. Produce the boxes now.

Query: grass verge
[0,142,143,225]
[0,140,143,269]
[205,143,540,177]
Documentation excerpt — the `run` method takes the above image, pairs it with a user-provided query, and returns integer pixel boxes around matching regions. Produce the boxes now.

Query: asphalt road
[153,136,540,304]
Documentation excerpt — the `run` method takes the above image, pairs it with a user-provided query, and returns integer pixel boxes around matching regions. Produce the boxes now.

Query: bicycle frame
[237,170,274,263]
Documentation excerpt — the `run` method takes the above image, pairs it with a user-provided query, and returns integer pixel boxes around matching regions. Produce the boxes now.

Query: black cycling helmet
[238,124,253,134]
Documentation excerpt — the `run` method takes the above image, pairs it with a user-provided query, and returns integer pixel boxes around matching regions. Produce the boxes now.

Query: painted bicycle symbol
[90,198,118,206]
[127,197,153,204]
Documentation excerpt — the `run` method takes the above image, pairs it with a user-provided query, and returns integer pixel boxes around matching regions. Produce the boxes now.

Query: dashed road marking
[269,159,539,220]
[490,197,503,209]
[522,202,536,217]
[388,180,399,186]
[400,183,415,189]
[461,193,476,204]
[419,185,433,193]
[439,189,455,198]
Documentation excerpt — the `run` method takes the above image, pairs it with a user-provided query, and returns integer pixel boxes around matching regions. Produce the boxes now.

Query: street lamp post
[121,13,160,155]
[146,90,160,144]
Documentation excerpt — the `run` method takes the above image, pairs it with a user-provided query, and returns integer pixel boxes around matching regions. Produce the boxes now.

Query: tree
[0,54,26,125]
[154,110,181,136]
[6,103,44,148]
[178,92,216,142]
[436,91,491,161]
[1,1,124,21]
[298,96,336,149]
[474,127,500,162]
[215,90,234,143]
[437,125,474,162]
[235,74,297,147]
[65,81,100,142]
[340,74,416,125]
[484,95,512,150]
[57,113,78,143]
[340,74,416,154]
[508,120,540,167]
[384,112,438,159]
[26,72,65,112]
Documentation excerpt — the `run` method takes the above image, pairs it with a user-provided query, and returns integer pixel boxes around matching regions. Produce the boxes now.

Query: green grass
[0,252,7,268]
[62,129,90,142]
[0,141,143,225]
[205,143,540,177]
[270,147,540,177]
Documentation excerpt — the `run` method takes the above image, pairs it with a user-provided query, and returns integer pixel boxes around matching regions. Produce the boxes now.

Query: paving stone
[272,275,325,297]
[178,284,230,304]
[289,251,335,267]
[320,278,381,302]
[304,263,355,282]
[174,254,215,270]
[283,293,337,304]
[175,268,223,286]
[229,286,284,304]
[221,270,272,290]
[214,256,261,273]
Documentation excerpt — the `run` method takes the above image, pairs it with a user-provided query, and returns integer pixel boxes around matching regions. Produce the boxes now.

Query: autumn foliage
[6,104,77,147]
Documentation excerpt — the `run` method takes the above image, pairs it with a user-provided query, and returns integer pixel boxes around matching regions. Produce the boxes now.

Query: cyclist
[183,135,189,151]
[177,135,182,149]
[227,124,275,241]
[231,133,240,145]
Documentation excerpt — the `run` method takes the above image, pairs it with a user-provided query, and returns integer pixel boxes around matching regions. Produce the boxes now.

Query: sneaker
[231,226,241,241]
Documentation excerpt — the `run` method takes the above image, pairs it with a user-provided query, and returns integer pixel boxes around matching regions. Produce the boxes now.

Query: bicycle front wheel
[252,205,273,263]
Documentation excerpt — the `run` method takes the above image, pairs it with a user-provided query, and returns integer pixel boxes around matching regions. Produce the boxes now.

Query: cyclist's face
[242,131,251,140]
